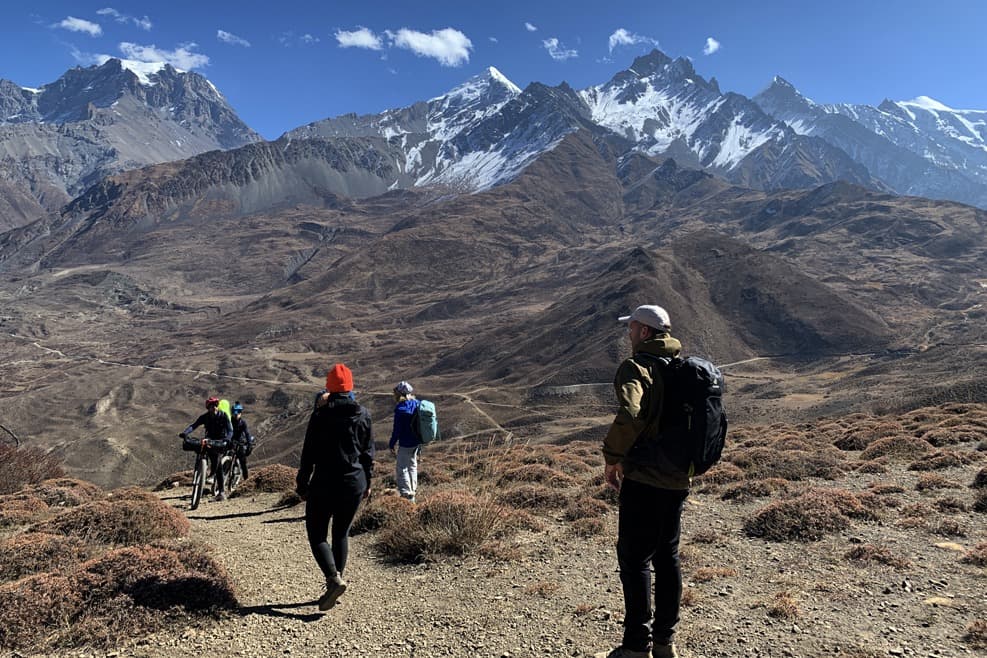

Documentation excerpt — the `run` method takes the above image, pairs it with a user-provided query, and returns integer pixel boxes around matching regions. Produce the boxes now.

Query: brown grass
[868,483,905,495]
[908,450,978,471]
[0,541,236,652]
[0,445,65,495]
[743,491,853,541]
[766,591,800,618]
[153,471,194,490]
[961,542,987,567]
[929,517,966,537]
[921,426,985,447]
[935,497,969,513]
[0,532,96,582]
[859,436,934,461]
[563,496,611,521]
[30,496,190,545]
[915,474,962,491]
[497,484,570,511]
[964,620,987,649]
[727,446,846,481]
[497,464,577,488]
[855,460,888,474]
[570,517,606,537]
[232,464,296,495]
[0,495,50,527]
[719,478,790,502]
[375,490,516,562]
[691,566,737,582]
[524,580,560,597]
[843,544,912,569]
[694,462,745,486]
[351,494,416,535]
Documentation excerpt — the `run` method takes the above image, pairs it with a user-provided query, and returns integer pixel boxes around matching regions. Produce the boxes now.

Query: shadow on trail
[187,506,295,521]
[237,600,324,622]
[262,515,305,524]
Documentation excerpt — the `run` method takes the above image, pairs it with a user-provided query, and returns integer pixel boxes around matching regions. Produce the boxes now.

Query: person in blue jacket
[389,380,421,502]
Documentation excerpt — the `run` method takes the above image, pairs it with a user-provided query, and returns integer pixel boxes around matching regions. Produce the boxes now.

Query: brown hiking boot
[652,643,679,658]
[317,576,347,611]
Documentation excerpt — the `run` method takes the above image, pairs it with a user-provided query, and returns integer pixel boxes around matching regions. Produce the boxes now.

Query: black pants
[617,478,689,651]
[207,450,225,495]
[304,487,363,581]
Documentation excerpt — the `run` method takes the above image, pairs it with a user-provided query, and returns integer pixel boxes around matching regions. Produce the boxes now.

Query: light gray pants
[396,445,420,500]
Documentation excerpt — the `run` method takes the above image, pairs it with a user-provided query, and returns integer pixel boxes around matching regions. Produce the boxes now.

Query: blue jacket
[389,398,421,449]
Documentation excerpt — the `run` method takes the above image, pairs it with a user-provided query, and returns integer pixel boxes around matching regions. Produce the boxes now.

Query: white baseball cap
[618,305,671,331]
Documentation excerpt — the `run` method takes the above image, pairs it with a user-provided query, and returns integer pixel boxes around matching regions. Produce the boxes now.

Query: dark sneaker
[212,492,227,502]
[317,576,348,611]
[594,648,650,658]
[653,644,679,658]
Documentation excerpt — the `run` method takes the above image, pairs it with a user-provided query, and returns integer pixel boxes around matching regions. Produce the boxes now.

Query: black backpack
[625,353,728,477]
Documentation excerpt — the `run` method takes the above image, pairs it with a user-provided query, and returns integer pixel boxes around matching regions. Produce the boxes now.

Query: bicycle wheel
[226,454,242,493]
[190,455,208,510]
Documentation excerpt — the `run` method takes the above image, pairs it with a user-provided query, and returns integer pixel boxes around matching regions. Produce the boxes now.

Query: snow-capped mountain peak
[96,57,172,86]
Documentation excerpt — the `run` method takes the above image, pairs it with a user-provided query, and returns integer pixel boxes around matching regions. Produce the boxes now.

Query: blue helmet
[232,402,244,414]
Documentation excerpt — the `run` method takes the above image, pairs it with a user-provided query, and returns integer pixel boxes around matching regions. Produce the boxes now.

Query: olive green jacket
[602,333,691,491]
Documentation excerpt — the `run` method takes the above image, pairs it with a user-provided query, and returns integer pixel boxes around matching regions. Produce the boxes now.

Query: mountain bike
[181,434,233,510]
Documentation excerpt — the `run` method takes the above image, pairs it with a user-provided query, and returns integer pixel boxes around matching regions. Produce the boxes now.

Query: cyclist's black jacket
[183,410,233,444]
[232,417,252,446]
[296,394,374,497]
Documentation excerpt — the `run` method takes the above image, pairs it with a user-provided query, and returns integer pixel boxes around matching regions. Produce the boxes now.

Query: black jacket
[232,417,252,445]
[296,394,374,496]
[183,410,233,443]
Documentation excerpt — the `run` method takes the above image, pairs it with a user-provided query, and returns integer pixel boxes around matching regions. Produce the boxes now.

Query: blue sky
[2,1,985,139]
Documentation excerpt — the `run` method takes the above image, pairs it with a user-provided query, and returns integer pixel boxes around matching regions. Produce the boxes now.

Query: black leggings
[304,488,363,580]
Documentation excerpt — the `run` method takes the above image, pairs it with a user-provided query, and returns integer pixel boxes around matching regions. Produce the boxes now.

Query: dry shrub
[689,529,721,544]
[694,462,744,486]
[375,490,514,562]
[908,450,977,471]
[916,474,962,491]
[497,484,569,511]
[418,468,454,486]
[23,479,104,507]
[743,491,851,541]
[975,491,987,513]
[720,478,790,502]
[834,421,904,451]
[930,518,966,537]
[153,471,194,491]
[0,541,236,652]
[691,567,737,582]
[524,580,560,597]
[0,495,50,527]
[233,464,296,495]
[478,541,524,562]
[899,502,933,524]
[351,494,416,535]
[855,460,888,474]
[961,542,987,567]
[972,468,987,489]
[843,544,911,569]
[766,591,800,618]
[0,533,96,582]
[936,497,968,513]
[921,427,984,447]
[563,496,610,521]
[586,480,620,505]
[570,517,605,537]
[810,488,882,520]
[868,483,905,495]
[574,603,595,616]
[859,436,933,461]
[30,496,189,545]
[0,445,65,495]
[680,588,698,607]
[728,447,846,481]
[965,620,987,650]
[497,464,576,488]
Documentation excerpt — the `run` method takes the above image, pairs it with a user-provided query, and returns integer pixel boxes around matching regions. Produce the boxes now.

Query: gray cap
[618,305,671,331]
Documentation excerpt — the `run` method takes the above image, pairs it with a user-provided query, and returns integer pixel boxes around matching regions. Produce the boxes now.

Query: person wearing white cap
[389,381,421,502]
[598,304,687,658]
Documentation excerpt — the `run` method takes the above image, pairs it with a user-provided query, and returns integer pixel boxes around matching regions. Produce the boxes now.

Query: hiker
[230,401,253,480]
[179,396,234,502]
[295,363,374,611]
[388,380,421,502]
[600,305,688,658]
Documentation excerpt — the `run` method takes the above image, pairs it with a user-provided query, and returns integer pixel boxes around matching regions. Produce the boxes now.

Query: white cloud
[217,30,250,47]
[703,37,721,55]
[301,34,320,44]
[542,37,577,61]
[390,28,472,67]
[55,17,102,37]
[278,31,319,47]
[608,28,658,53]
[489,36,498,43]
[118,42,210,69]
[525,22,538,32]
[335,27,382,50]
[96,8,151,30]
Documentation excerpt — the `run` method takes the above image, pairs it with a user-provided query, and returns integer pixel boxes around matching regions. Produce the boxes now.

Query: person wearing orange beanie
[296,363,374,611]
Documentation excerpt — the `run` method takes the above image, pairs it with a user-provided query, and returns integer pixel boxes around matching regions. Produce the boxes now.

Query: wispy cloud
[389,28,472,67]
[278,31,320,47]
[55,17,102,37]
[489,36,498,43]
[118,42,210,69]
[97,8,151,31]
[525,22,538,32]
[608,28,659,53]
[543,37,577,61]
[217,30,250,47]
[703,37,721,55]
[335,27,383,50]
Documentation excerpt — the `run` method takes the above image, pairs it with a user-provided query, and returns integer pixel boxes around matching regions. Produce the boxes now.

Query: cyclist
[179,396,234,501]
[230,401,254,480]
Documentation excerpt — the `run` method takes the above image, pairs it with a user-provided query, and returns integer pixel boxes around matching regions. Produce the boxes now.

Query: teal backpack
[411,399,440,444]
